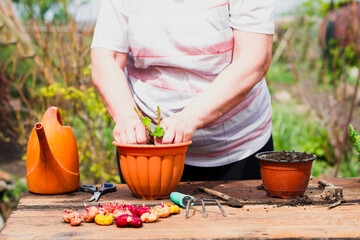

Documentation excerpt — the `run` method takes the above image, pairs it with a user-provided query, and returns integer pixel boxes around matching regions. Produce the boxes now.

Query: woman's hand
[113,116,148,144]
[157,112,197,144]
[92,49,146,144]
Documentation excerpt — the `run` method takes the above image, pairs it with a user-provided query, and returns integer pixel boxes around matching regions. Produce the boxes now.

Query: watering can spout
[26,106,80,194]
[34,122,54,162]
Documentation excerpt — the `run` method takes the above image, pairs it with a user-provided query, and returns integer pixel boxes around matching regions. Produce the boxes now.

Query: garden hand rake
[170,192,227,219]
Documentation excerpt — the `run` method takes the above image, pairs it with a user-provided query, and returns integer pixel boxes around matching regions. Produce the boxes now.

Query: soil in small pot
[259,151,315,161]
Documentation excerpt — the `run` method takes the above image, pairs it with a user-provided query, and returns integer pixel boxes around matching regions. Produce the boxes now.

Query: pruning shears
[79,183,116,202]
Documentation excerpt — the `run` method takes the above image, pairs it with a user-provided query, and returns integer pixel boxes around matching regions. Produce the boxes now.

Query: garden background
[0,0,359,230]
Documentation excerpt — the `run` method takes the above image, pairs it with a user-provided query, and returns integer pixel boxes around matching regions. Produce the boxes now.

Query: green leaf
[349,124,358,143]
[141,117,151,126]
[153,126,165,137]
[355,139,360,154]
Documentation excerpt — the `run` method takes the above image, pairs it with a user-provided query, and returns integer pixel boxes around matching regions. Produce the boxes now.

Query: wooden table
[1,178,360,239]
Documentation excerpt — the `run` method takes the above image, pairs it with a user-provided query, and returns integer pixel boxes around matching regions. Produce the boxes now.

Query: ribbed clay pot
[256,151,316,198]
[113,141,192,200]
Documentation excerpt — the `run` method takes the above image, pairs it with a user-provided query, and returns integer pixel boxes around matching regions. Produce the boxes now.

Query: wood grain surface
[1,178,360,239]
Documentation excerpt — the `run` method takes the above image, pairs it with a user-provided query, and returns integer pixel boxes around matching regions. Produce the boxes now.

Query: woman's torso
[125,0,272,166]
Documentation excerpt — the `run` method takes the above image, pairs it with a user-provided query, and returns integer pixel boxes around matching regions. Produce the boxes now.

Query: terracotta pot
[256,151,316,198]
[26,106,80,194]
[113,141,192,200]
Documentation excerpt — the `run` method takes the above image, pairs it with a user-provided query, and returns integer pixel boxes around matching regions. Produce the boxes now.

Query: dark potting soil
[259,151,314,161]
[289,195,314,206]
[256,183,264,190]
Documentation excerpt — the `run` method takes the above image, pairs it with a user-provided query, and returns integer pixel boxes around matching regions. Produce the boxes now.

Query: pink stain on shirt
[127,64,203,93]
[207,1,229,10]
[131,39,234,58]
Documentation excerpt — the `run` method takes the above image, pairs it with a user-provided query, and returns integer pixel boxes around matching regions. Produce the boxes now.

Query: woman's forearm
[91,48,138,123]
[180,31,273,130]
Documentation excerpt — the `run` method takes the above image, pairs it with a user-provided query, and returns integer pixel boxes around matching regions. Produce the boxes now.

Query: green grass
[339,149,360,178]
[266,62,295,85]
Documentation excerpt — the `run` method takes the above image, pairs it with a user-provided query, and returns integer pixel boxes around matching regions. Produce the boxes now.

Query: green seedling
[134,106,165,144]
[349,124,360,161]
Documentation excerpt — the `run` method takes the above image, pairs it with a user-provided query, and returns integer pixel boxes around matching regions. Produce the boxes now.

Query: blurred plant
[0,177,27,221]
[0,0,119,184]
[349,124,360,161]
[318,2,360,86]
[300,0,351,18]
[284,0,360,177]
[12,0,71,22]
[1,178,27,204]
[266,62,295,86]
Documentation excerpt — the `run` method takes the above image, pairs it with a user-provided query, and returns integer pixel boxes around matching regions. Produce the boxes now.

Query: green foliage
[299,0,350,17]
[39,83,107,118]
[134,106,165,142]
[1,178,27,204]
[300,0,332,17]
[13,0,74,22]
[326,40,359,82]
[339,152,360,177]
[141,117,152,127]
[153,125,165,138]
[311,159,332,178]
[266,62,294,85]
[349,124,360,160]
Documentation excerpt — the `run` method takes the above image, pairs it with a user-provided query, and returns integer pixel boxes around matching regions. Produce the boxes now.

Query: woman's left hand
[157,112,196,144]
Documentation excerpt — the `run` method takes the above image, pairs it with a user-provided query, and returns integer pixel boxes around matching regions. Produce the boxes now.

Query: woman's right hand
[92,48,146,144]
[113,117,148,144]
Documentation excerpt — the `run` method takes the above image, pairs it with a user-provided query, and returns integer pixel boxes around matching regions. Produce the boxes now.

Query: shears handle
[79,185,98,193]
[99,183,116,194]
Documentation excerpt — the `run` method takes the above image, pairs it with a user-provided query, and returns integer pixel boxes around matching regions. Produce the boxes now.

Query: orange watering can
[26,106,80,194]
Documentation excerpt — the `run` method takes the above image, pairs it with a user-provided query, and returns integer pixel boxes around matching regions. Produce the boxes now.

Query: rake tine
[201,199,208,218]
[214,199,227,217]
[184,198,227,219]
[185,198,193,219]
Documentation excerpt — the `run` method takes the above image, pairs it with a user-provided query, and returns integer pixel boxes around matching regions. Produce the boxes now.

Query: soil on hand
[259,151,314,161]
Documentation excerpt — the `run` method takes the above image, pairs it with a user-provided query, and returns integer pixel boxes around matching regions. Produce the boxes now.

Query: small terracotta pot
[113,141,192,200]
[256,151,316,198]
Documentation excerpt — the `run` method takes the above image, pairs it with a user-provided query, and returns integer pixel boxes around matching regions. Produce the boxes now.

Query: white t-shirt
[92,0,275,167]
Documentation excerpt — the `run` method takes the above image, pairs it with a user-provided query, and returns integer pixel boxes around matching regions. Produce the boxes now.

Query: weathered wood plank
[2,204,360,239]
[16,178,360,210]
[2,178,360,239]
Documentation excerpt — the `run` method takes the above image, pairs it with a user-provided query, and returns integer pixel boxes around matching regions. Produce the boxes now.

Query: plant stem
[134,107,153,136]
[134,107,142,119]
[157,106,161,126]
